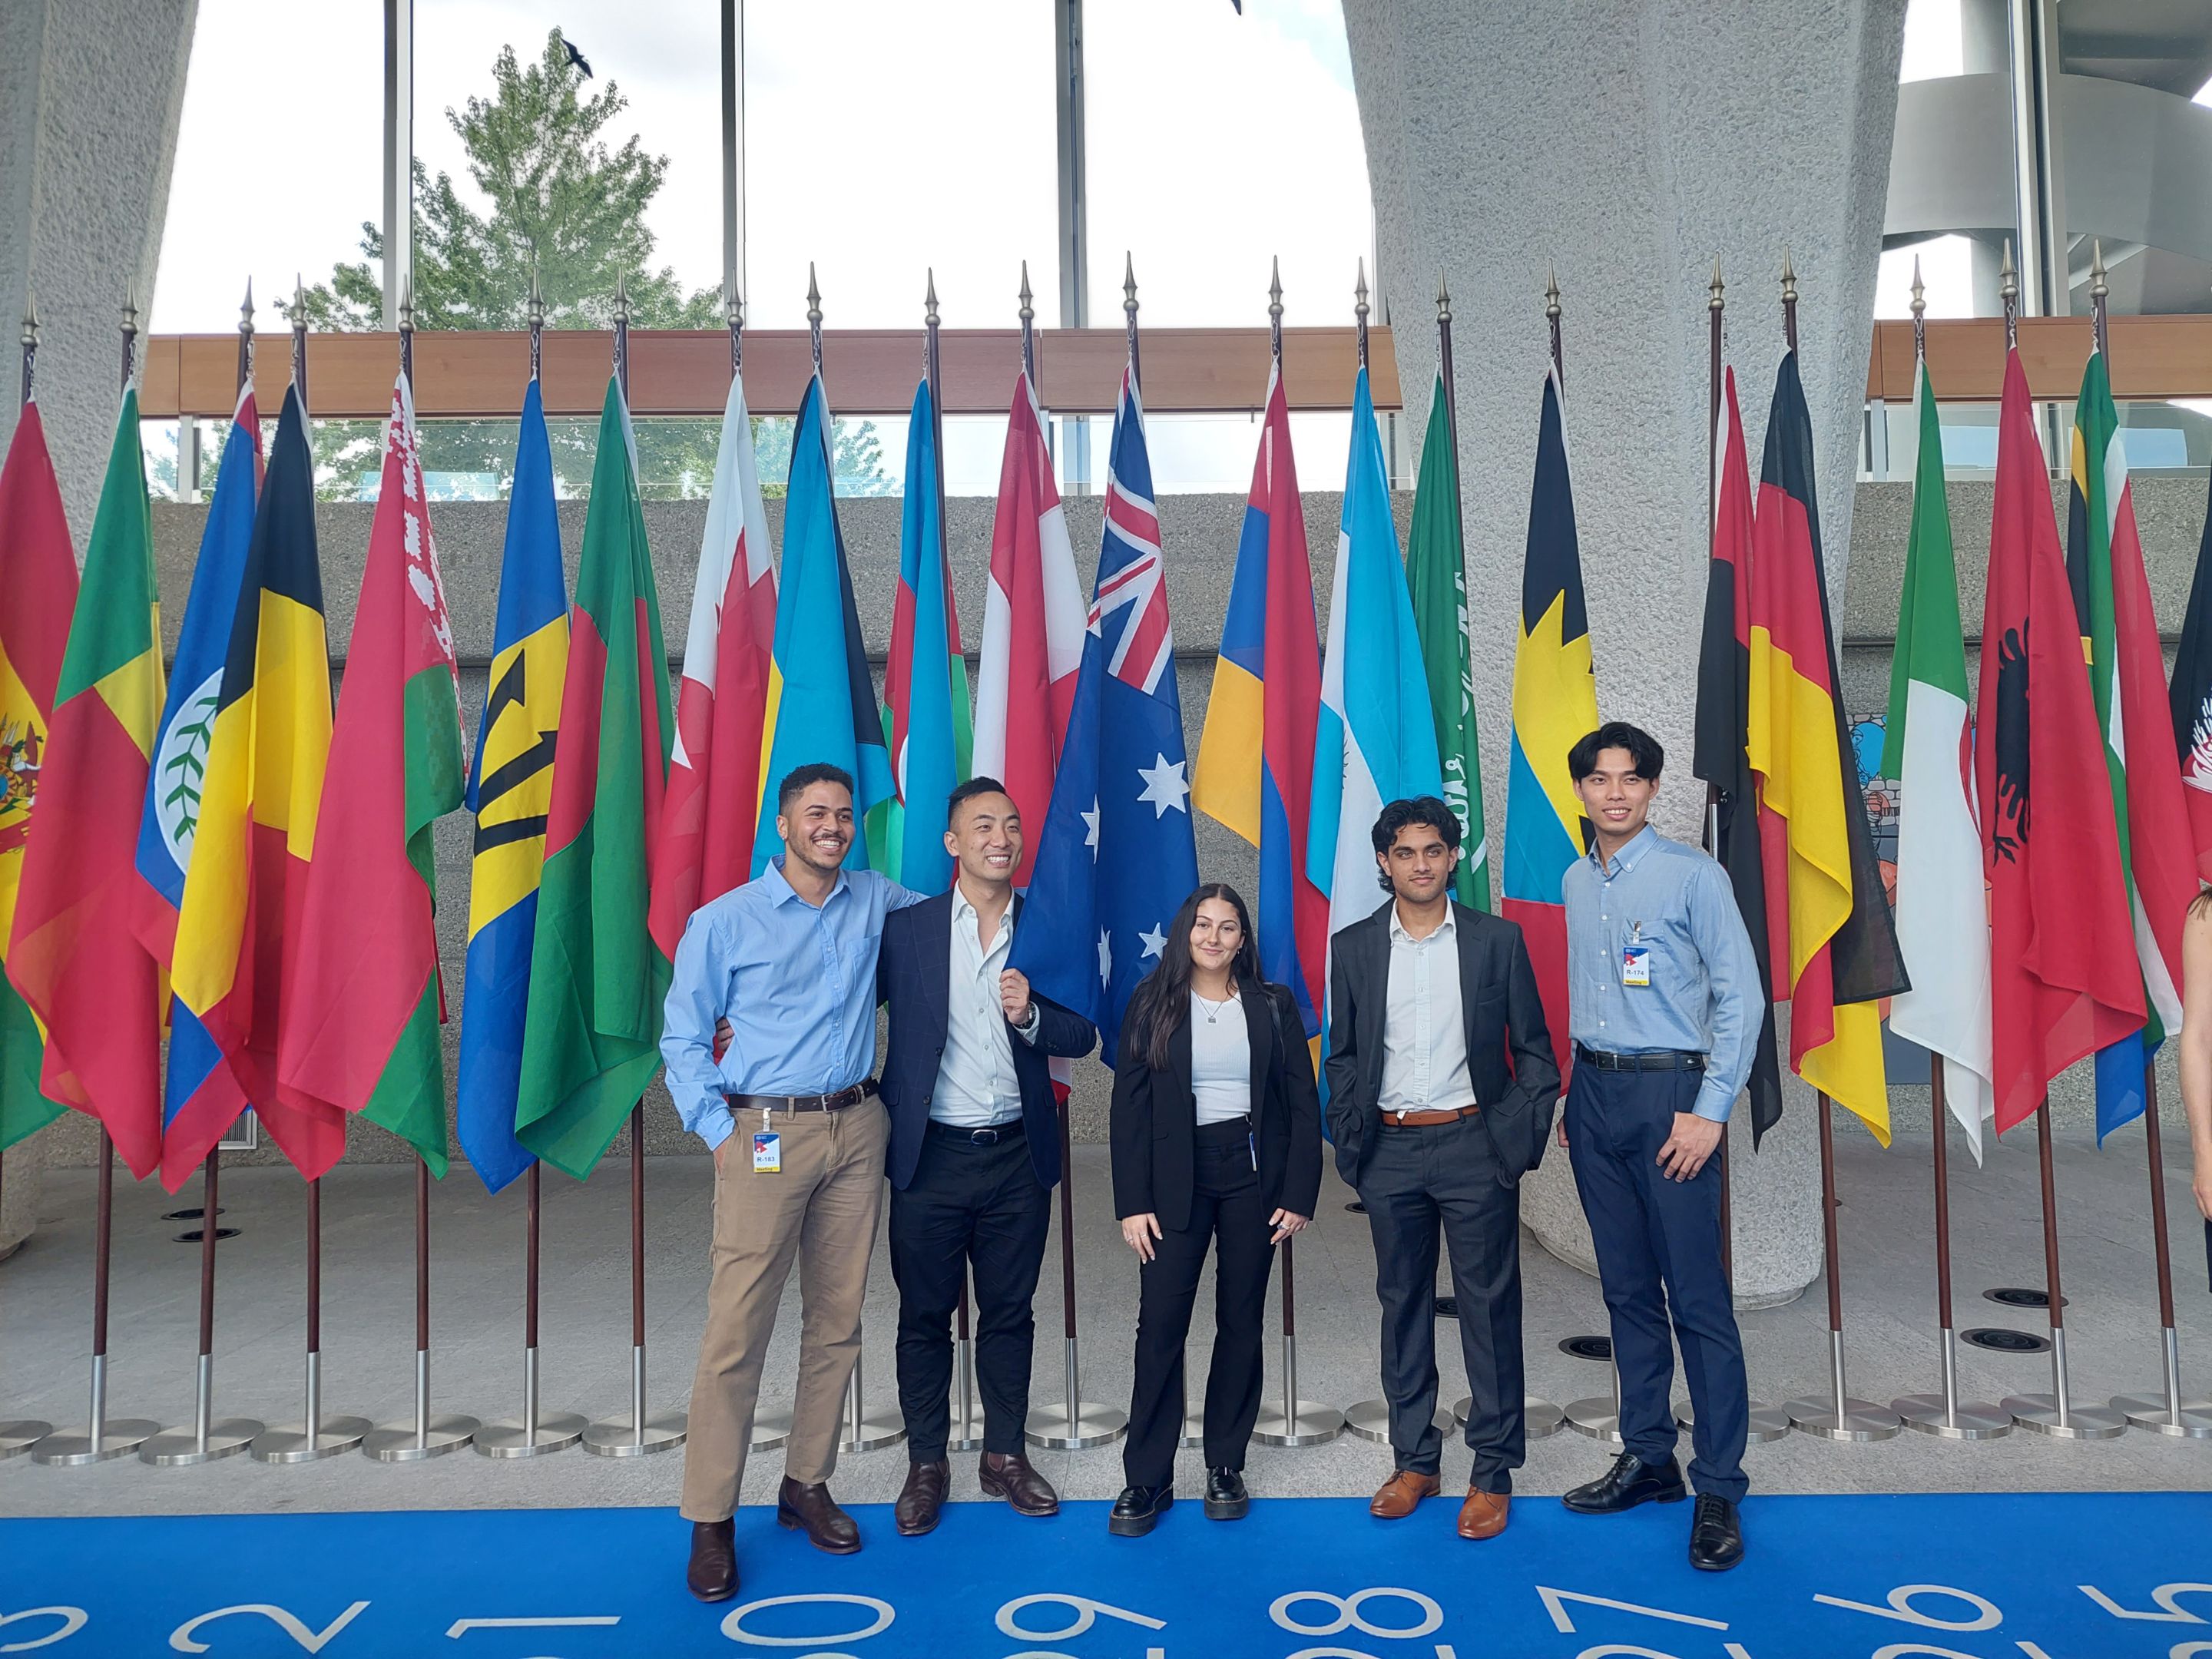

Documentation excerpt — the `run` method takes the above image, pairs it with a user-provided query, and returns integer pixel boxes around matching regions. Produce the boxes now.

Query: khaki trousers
[679,1098,887,1523]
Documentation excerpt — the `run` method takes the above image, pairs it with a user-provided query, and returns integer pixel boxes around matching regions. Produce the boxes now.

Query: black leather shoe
[686,1518,738,1603]
[1560,1452,1687,1515]
[895,1459,950,1537]
[1689,1493,1744,1571]
[1108,1483,1174,1536]
[1204,1467,1249,1521]
[777,1477,862,1554]
[979,1451,1060,1516]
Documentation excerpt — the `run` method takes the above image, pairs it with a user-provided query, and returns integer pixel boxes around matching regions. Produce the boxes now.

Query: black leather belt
[727,1079,879,1114]
[926,1118,1025,1146]
[1576,1045,1705,1073]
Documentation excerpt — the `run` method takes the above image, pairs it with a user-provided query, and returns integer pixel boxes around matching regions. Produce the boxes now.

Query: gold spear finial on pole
[1545,262,1564,385]
[1121,253,1140,389]
[1999,237,2019,347]
[2089,238,2110,356]
[1909,253,1926,363]
[806,261,824,374]
[18,283,35,407]
[725,267,743,376]
[1020,258,1038,384]
[527,260,545,381]
[1267,255,1284,363]
[1780,247,1798,352]
[1354,257,1369,371]
[121,286,140,392]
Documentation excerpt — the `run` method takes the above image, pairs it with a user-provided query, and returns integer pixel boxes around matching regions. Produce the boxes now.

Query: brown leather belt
[1382,1103,1482,1128]
[727,1079,879,1114]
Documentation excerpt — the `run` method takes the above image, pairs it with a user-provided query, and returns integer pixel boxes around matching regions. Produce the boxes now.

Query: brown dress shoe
[896,1460,950,1537]
[777,1477,862,1554]
[979,1451,1060,1516]
[1458,1489,1510,1541]
[687,1518,738,1602]
[1369,1469,1441,1518]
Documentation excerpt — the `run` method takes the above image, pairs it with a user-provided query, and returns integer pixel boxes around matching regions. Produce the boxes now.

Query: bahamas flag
[457,379,568,1192]
[1502,367,1598,1081]
[136,387,259,1185]
[6,388,167,1178]
[869,376,971,888]
[1311,367,1443,985]
[1194,360,1326,1036]
[750,372,893,875]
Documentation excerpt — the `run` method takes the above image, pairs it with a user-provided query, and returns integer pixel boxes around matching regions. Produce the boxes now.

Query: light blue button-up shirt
[661,858,924,1151]
[1561,824,1760,1123]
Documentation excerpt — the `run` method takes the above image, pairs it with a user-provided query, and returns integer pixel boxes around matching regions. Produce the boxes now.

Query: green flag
[1406,371,1488,909]
[515,381,674,1178]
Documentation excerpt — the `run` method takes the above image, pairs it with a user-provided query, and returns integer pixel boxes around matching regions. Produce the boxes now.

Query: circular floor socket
[161,1207,222,1222]
[1961,1327,2052,1355]
[1983,1286,2065,1310]
[1345,1201,1366,1214]
[1434,1297,1459,1320]
[1559,1335,1614,1363]
[173,1227,241,1244]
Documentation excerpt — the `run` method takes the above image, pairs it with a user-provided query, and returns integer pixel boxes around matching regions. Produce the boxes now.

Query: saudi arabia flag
[1879,358,1992,1156]
[1406,370,1488,911]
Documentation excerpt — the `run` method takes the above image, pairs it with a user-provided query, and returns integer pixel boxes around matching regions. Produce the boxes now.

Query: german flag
[1745,353,1906,1142]
[168,384,346,1183]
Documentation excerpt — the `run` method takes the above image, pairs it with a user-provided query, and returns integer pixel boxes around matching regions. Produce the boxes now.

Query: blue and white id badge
[752,1106,781,1174]
[1621,936,1652,988]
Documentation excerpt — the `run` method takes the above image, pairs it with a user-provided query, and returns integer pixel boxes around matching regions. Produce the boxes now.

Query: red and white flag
[975,369,1085,886]
[649,371,777,956]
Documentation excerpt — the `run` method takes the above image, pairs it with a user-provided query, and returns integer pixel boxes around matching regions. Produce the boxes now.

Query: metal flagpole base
[1785,1395,1900,1441]
[142,1419,261,1465]
[1447,1395,1562,1440]
[1252,1400,1343,1446]
[476,1412,586,1457]
[0,1420,54,1461]
[1179,1402,1204,1450]
[1347,1399,1452,1443]
[1026,1336,1125,1449]
[1563,1397,1621,1442]
[836,1362,906,1455]
[2003,1392,2127,1439]
[32,1419,159,1465]
[948,1337,983,1453]
[583,1410,687,1456]
[1674,1397,1792,1443]
[1892,1393,2012,1440]
[252,1415,370,1463]
[363,1413,478,1462]
[2110,1392,2212,1439]
[750,1410,793,1452]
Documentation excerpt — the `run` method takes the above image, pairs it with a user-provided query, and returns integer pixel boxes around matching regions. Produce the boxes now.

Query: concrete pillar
[1342,0,1909,1306]
[0,0,198,535]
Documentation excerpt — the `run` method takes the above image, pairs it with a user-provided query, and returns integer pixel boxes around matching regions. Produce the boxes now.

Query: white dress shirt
[1379,907,1477,1117]
[1189,989,1252,1124]
[932,885,1039,1128]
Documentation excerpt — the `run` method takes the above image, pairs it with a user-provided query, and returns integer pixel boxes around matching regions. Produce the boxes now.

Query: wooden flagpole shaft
[583,1104,684,1455]
[474,1158,584,1456]
[2111,1071,2212,1434]
[31,1131,155,1462]
[1022,1094,1124,1449]
[2003,1098,2124,1435]
[364,1156,477,1457]
[250,1177,367,1460]
[1892,1067,2008,1436]
[1783,1094,1899,1439]
[0,1145,49,1457]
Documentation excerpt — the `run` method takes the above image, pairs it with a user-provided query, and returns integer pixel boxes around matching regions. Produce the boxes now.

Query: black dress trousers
[887,1121,1053,1462]
[1123,1117,1276,1488]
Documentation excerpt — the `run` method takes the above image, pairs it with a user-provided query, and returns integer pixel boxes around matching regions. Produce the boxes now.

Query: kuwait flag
[6,387,167,1178]
[973,367,1083,885]
[2066,346,2195,1141]
[277,375,465,1172]
[1976,348,2141,1134]
[517,378,673,1179]
[2167,464,2212,882]
[649,367,775,959]
[0,403,78,1154]
[869,375,972,889]
[1880,355,1993,1157]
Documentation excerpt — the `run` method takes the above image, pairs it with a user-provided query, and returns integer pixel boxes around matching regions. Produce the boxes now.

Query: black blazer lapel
[1455,906,1485,1052]
[1240,975,1273,1113]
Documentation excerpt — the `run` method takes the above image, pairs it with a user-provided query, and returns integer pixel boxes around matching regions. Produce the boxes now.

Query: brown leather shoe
[687,1518,738,1602]
[777,1477,862,1554]
[1458,1488,1510,1541]
[979,1451,1060,1517]
[1369,1469,1441,1518]
[895,1459,950,1537]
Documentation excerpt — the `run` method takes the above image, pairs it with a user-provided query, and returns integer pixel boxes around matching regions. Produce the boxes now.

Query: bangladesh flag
[515,379,674,1178]
[277,376,465,1171]
[1406,369,1487,911]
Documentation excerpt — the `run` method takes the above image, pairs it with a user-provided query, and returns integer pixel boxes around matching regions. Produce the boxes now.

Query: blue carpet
[9,1492,2212,1657]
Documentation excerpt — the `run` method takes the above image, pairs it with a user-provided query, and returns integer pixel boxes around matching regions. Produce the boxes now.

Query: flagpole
[145,286,270,1467]
[612,273,631,403]
[924,269,950,586]
[15,284,33,406]
[1120,255,1139,389]
[806,263,823,378]
[290,276,310,406]
[1545,263,1563,386]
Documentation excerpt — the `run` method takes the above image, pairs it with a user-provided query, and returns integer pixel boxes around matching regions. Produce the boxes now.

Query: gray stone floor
[4,1124,2210,1520]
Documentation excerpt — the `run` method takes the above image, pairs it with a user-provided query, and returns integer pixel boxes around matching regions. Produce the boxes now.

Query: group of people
[659,720,1762,1604]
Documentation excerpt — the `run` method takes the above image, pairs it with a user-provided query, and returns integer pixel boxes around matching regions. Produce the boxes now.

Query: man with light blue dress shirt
[1555,722,1758,1574]
[662,762,923,1604]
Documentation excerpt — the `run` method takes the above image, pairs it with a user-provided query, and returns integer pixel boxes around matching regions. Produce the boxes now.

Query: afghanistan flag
[5,388,166,1177]
[0,404,77,1152]
[1746,350,1904,1144]
[1690,366,1784,1140]
[1406,369,1488,912]
[2067,347,2194,1141]
[515,378,673,1179]
[1976,347,2141,1134]
[1502,366,1598,1084]
[277,376,465,1172]
[2169,462,2212,882]
[169,384,346,1184]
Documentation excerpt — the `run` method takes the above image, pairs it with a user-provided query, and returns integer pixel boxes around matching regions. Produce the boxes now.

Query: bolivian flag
[5,389,166,1177]
[1746,353,1906,1142]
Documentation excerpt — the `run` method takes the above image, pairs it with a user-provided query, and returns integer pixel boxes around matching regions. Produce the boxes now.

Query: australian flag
[1011,366,1197,1066]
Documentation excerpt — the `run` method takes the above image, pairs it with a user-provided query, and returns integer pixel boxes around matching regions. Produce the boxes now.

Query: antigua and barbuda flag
[2167,465,2212,882]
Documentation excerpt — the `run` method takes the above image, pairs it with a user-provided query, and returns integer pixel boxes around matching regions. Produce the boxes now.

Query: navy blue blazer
[877,890,1098,1192]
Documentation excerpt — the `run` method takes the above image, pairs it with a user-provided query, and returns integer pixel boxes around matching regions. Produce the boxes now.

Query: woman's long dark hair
[1124,882,1261,1071]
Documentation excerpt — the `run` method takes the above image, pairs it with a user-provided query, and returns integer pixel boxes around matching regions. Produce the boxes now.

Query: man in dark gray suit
[1324,797,1559,1542]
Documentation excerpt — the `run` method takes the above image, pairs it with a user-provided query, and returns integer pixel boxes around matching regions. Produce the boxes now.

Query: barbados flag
[750,372,893,875]
[1195,360,1326,1038]
[457,379,568,1192]
[1502,367,1598,1083]
[135,386,260,1187]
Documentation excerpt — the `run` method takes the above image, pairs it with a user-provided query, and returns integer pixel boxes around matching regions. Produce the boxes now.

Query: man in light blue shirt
[664,763,922,1603]
[1555,722,1756,1575]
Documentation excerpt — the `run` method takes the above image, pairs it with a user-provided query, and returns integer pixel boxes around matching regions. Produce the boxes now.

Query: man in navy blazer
[876,777,1095,1538]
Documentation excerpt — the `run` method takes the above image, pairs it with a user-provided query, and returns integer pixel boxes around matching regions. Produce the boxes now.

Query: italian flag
[516,379,673,1179]
[277,375,465,1171]
[1879,358,1992,1157]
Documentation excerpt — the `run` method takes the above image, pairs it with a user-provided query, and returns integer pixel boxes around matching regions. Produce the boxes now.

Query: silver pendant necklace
[1194,988,1235,1025]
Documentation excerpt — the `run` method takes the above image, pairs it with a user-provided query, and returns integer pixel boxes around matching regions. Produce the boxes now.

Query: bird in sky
[558,31,593,78]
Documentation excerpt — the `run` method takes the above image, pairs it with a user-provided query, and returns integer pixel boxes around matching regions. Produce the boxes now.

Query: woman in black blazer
[1106,882,1322,1535]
